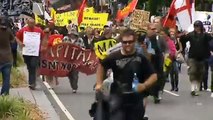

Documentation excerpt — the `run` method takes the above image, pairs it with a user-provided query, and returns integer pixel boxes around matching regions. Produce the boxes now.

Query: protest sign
[194,11,213,33]
[130,10,150,30]
[54,7,95,26]
[35,14,46,25]
[39,43,99,77]
[55,13,66,26]
[80,13,109,29]
[94,39,117,60]
[22,32,41,56]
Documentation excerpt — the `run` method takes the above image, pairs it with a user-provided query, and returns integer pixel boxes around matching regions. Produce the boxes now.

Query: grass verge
[0,96,45,120]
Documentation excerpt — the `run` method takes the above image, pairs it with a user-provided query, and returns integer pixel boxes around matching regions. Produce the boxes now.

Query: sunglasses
[122,40,135,44]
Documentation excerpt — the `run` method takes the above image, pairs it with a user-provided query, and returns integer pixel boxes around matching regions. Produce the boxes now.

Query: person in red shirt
[16,16,44,90]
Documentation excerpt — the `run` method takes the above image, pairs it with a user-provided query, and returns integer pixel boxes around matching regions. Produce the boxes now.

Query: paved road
[41,65,213,120]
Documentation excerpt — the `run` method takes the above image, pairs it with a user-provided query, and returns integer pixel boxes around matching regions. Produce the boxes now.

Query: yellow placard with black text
[80,13,109,29]
[54,7,95,26]
[35,14,46,26]
[94,39,117,60]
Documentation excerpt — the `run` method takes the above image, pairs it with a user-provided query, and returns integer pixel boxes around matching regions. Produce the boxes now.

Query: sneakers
[29,84,36,90]
[72,90,77,93]
[191,91,199,96]
[143,116,149,120]
[211,93,213,98]
[154,97,160,104]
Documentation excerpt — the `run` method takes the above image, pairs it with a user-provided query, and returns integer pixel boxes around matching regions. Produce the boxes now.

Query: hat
[21,11,35,20]
[0,17,8,28]
[68,29,79,36]
[194,20,203,27]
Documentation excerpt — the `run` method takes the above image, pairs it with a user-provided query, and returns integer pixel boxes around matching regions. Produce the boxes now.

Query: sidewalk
[6,66,60,120]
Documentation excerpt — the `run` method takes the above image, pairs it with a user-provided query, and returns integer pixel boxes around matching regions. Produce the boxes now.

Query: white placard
[22,31,41,56]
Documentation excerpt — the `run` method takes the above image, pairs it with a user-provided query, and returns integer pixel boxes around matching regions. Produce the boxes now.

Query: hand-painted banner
[94,39,117,60]
[39,43,99,77]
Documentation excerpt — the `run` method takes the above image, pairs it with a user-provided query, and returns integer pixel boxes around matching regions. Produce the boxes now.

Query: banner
[94,39,117,60]
[80,13,109,29]
[130,10,150,30]
[39,43,98,77]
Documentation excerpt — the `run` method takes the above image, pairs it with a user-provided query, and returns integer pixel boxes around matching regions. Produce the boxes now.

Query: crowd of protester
[0,12,213,120]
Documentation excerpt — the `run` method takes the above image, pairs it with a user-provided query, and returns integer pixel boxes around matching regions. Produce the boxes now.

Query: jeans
[0,63,12,95]
[170,61,179,89]
[94,93,145,120]
[109,94,144,120]
[12,50,17,67]
[68,70,79,90]
[23,56,39,86]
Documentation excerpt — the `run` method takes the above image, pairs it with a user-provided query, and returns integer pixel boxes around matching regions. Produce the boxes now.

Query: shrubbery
[0,96,45,120]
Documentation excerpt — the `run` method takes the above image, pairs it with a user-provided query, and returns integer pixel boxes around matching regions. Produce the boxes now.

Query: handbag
[176,53,185,63]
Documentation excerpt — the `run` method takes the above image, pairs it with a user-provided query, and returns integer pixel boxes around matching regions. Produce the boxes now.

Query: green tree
[136,0,173,16]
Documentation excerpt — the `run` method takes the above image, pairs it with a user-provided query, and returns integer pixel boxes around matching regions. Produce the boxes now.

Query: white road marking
[41,76,75,120]
[164,90,180,97]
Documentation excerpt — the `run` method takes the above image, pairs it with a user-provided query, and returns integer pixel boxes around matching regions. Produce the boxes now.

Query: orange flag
[116,0,138,21]
[78,0,87,25]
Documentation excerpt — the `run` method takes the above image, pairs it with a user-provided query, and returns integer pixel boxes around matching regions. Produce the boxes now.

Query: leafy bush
[0,96,45,120]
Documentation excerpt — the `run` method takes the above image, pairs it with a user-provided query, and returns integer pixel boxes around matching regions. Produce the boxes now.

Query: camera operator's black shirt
[100,50,155,92]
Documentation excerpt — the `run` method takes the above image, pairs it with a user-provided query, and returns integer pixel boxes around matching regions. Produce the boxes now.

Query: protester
[16,15,44,90]
[0,17,15,95]
[93,28,101,40]
[180,20,213,96]
[145,23,168,104]
[169,28,182,91]
[160,28,177,91]
[42,21,60,87]
[63,29,85,93]
[82,27,95,49]
[95,29,157,120]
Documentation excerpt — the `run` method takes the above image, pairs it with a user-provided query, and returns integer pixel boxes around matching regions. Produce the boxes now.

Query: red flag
[78,0,87,25]
[48,34,63,47]
[162,0,176,28]
[116,0,138,21]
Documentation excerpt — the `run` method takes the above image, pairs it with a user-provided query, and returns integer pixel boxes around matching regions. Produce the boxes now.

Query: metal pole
[100,0,103,12]
[42,0,45,24]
